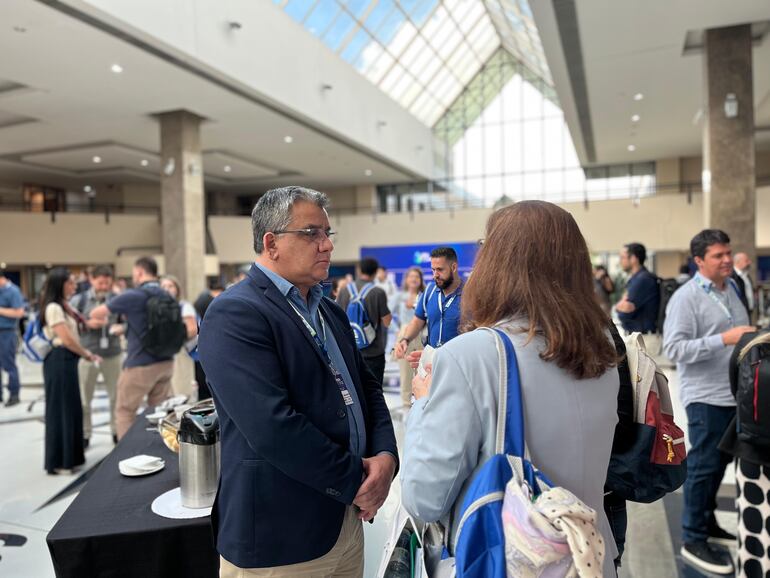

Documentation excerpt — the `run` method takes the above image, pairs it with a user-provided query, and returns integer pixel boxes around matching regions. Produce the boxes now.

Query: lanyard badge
[288,302,354,406]
[436,289,459,347]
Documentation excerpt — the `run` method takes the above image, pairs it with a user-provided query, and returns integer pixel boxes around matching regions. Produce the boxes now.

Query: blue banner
[360,242,479,286]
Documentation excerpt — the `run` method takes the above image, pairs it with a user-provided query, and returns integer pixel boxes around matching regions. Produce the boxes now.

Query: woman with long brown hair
[39,268,101,474]
[401,201,620,576]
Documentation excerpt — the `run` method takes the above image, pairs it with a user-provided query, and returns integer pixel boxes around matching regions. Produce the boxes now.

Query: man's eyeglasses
[273,228,337,243]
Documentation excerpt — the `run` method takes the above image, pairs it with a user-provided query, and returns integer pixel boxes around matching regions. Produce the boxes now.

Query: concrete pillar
[158,110,206,301]
[702,25,756,261]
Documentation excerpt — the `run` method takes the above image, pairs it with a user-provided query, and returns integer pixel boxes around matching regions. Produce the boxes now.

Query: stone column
[158,110,206,301]
[702,25,756,261]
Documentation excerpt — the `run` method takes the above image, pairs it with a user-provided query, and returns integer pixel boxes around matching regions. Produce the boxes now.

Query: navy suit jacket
[198,265,398,568]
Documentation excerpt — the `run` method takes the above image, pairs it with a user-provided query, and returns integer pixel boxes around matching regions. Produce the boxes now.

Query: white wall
[3,188,768,266]
[65,0,435,179]
[210,187,770,263]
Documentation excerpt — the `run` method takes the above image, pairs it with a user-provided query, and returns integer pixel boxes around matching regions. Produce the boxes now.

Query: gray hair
[251,186,329,254]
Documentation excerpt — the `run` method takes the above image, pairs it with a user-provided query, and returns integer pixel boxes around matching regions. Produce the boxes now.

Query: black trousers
[43,348,85,473]
[362,355,386,389]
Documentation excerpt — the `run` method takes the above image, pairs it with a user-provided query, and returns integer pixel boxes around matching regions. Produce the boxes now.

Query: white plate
[119,461,165,477]
[151,487,212,519]
[146,411,168,425]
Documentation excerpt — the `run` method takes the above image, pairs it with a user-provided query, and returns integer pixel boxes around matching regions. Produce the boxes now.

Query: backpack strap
[359,282,375,299]
[491,328,525,458]
[347,283,359,301]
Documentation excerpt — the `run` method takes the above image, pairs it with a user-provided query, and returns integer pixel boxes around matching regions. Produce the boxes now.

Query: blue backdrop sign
[360,242,480,286]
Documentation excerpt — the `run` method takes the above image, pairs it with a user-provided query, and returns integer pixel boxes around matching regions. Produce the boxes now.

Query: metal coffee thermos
[178,406,220,508]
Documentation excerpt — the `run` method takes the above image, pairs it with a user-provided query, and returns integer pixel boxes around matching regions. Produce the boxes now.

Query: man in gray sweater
[663,229,754,575]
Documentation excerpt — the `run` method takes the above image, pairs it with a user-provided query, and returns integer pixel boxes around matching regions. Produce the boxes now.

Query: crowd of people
[0,184,768,577]
[0,258,239,475]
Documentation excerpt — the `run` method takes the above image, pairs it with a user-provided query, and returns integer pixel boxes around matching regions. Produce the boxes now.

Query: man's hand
[85,318,107,330]
[615,295,635,314]
[721,325,755,346]
[406,350,422,369]
[394,339,409,359]
[353,454,397,521]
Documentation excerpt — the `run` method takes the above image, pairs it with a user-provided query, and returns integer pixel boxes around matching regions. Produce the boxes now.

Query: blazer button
[337,409,346,419]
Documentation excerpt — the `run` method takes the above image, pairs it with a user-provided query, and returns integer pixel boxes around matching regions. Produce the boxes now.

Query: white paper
[417,345,435,379]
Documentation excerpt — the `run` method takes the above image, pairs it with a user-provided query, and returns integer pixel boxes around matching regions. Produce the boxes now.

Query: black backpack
[734,331,770,448]
[141,288,187,358]
[656,277,680,334]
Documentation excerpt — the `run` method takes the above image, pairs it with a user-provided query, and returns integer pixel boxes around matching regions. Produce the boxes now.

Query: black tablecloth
[47,413,218,578]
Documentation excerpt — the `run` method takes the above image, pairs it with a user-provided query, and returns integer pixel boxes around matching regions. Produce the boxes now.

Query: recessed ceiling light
[111,64,123,74]
[631,114,640,122]
[627,145,636,152]
[633,93,644,101]
[284,136,293,144]
[364,169,373,177]
[223,165,232,173]
[83,185,92,193]
[92,156,102,164]
[140,159,149,167]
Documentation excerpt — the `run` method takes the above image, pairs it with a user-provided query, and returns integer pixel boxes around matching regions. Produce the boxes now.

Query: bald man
[732,252,753,317]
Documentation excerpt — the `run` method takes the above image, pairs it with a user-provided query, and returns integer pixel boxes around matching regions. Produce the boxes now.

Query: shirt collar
[694,271,731,294]
[254,261,323,312]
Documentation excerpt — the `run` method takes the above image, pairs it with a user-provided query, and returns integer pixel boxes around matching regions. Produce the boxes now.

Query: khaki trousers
[115,361,174,439]
[171,349,196,400]
[78,354,121,438]
[219,506,364,578]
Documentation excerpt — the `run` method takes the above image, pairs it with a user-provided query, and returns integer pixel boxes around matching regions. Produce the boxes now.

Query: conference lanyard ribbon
[287,301,354,406]
[436,287,460,347]
[694,276,738,326]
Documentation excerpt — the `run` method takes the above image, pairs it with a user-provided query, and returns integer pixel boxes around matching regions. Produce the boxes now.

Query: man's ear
[263,233,278,259]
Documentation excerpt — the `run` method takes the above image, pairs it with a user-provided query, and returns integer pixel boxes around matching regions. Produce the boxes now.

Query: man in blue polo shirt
[394,247,463,358]
[616,242,660,336]
[0,270,25,407]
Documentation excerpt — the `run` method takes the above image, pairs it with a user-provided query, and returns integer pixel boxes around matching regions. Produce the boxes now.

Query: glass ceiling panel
[275,0,551,126]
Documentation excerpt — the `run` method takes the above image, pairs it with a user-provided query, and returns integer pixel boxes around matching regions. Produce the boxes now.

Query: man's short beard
[436,271,454,289]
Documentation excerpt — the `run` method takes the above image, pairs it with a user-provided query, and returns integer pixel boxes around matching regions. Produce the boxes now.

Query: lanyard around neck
[436,284,461,346]
[694,276,736,325]
[287,300,328,357]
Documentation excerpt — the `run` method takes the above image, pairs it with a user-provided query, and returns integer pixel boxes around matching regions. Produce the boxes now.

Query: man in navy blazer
[199,186,398,577]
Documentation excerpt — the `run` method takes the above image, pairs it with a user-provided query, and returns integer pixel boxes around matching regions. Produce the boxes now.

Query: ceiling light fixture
[223,165,232,173]
[110,64,123,74]
[627,145,636,152]
[364,169,373,177]
[140,159,149,167]
[284,136,293,144]
[92,156,102,164]
[633,93,644,101]
[83,185,92,193]
[631,114,640,122]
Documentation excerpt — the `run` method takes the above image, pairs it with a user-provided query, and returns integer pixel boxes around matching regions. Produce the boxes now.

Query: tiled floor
[0,355,741,577]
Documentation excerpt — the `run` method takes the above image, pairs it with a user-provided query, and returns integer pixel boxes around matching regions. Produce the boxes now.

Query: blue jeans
[0,330,20,397]
[682,402,734,543]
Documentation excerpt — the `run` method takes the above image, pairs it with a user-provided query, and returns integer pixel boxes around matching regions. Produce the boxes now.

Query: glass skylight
[274,0,549,126]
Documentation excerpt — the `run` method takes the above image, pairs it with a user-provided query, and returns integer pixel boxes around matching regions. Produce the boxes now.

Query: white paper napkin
[119,454,165,475]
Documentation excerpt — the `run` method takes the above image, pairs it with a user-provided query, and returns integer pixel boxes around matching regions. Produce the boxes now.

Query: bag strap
[488,328,525,458]
[347,283,358,300]
[359,282,374,299]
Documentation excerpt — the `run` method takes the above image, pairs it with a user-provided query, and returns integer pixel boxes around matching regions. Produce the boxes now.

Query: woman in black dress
[40,268,101,474]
